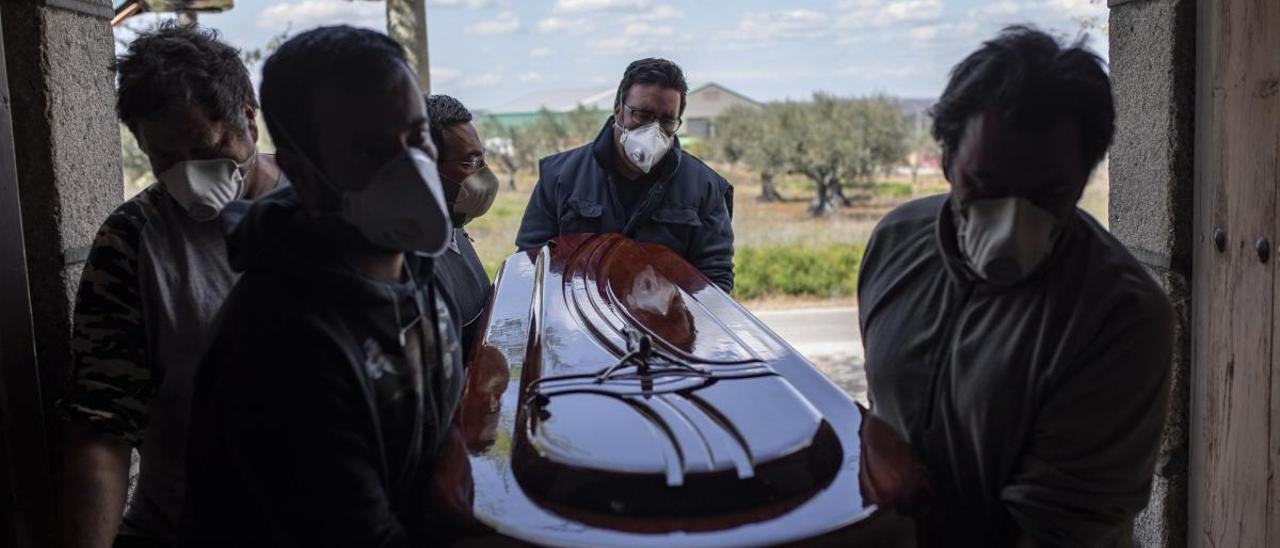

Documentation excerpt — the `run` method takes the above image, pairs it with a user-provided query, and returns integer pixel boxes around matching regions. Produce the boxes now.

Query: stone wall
[0,0,121,433]
[1107,0,1196,546]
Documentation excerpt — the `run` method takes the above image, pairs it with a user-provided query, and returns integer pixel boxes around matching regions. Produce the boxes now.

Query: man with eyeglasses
[426,94,498,359]
[516,58,735,292]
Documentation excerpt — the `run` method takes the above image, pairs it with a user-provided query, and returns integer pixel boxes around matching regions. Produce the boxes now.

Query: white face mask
[338,147,453,256]
[449,166,499,227]
[271,116,452,256]
[157,156,251,221]
[615,121,672,174]
[954,197,1063,286]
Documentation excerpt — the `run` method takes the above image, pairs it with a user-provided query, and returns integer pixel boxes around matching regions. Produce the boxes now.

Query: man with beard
[515,58,735,292]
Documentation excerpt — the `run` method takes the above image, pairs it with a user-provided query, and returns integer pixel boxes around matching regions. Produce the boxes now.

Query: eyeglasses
[459,152,486,172]
[622,104,682,135]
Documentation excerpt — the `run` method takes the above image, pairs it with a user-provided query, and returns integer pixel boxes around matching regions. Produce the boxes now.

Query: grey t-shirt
[857,194,1173,546]
[61,173,284,541]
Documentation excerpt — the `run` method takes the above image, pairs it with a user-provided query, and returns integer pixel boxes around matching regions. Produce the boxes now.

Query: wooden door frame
[1190,0,1280,545]
[0,9,54,547]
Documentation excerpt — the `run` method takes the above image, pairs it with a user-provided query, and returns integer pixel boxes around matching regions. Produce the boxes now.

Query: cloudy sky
[119,0,1109,110]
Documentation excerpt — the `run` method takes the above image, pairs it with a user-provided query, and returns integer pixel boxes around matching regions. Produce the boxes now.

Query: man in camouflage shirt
[56,24,284,548]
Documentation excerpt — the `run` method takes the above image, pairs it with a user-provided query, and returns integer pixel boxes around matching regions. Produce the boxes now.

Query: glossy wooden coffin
[453,234,919,546]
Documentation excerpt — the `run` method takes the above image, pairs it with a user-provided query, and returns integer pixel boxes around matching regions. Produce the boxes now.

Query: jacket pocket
[560,197,603,235]
[642,207,701,255]
[650,207,701,227]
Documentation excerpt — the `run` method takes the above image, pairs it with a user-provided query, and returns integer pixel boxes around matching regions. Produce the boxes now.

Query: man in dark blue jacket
[515,58,736,292]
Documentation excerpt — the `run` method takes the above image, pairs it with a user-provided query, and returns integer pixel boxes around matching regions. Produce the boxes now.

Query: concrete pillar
[0,0,122,430]
[1107,0,1196,545]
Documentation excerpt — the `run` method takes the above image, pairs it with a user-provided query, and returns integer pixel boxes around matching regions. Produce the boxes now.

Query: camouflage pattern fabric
[59,188,161,446]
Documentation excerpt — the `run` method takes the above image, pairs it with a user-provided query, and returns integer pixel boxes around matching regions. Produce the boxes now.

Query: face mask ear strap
[236,150,258,178]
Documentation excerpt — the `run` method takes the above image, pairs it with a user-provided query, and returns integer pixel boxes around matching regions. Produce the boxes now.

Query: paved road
[750,306,868,405]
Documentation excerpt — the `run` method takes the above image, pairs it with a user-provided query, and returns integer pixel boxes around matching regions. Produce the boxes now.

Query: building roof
[680,82,762,120]
[690,82,762,104]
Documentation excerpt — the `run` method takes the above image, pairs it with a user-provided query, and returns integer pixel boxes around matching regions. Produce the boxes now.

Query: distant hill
[896,97,936,120]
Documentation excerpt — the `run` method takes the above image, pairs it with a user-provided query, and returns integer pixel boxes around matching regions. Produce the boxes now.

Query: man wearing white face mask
[857,27,1173,546]
[516,58,736,292]
[425,94,498,360]
[56,23,284,548]
[181,27,466,546]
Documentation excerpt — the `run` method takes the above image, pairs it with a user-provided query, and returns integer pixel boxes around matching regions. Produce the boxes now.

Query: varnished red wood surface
[513,234,843,517]
[451,234,913,546]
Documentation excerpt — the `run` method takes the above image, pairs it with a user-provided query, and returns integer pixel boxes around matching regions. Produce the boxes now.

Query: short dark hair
[930,26,1114,175]
[425,94,473,159]
[116,22,256,134]
[614,58,689,116]
[260,25,406,159]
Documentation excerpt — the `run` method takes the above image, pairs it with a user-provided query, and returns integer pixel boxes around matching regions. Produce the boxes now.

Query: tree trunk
[807,174,836,217]
[757,170,784,202]
[910,152,923,197]
[386,0,430,92]
[498,157,518,190]
[829,175,853,207]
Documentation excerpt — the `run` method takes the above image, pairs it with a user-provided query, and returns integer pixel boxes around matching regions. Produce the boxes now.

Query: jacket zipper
[392,261,431,508]
[621,154,682,236]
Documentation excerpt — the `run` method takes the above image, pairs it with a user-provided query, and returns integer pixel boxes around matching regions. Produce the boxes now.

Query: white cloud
[714,9,830,50]
[877,0,943,24]
[1045,0,1105,19]
[620,22,676,37]
[698,67,817,84]
[625,4,683,22]
[431,66,463,85]
[590,21,690,53]
[517,71,543,83]
[464,70,506,87]
[465,11,521,35]
[553,0,650,14]
[836,0,943,30]
[536,16,594,34]
[529,47,554,58]
[971,0,1023,17]
[258,1,384,31]
[429,0,492,8]
[908,24,942,41]
[835,64,924,79]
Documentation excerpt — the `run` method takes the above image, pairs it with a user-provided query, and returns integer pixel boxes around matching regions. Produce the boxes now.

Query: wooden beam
[0,9,53,546]
[1191,0,1280,545]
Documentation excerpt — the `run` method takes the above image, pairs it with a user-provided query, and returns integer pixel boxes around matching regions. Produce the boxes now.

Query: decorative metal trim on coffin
[512,234,842,516]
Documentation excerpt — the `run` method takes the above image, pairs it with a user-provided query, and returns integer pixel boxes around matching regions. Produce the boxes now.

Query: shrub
[681,139,711,159]
[732,244,863,300]
[480,243,864,302]
[872,182,913,198]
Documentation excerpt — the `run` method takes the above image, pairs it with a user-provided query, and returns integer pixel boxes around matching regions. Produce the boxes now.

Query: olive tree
[715,94,913,216]
[713,103,791,202]
[479,106,606,190]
